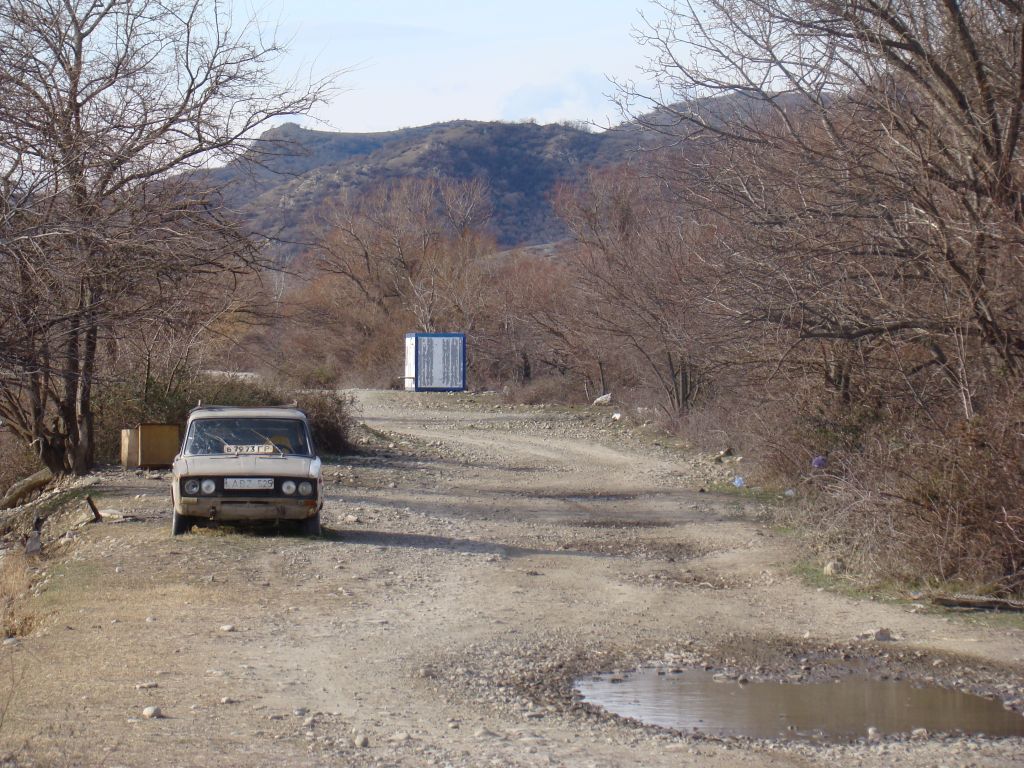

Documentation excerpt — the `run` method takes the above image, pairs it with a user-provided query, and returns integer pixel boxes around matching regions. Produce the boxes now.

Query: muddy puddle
[575,668,1024,741]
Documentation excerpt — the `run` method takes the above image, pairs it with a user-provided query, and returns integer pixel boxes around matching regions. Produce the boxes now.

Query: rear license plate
[224,478,274,490]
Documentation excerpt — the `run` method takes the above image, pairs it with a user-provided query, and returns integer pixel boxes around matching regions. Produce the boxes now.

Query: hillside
[208,119,656,260]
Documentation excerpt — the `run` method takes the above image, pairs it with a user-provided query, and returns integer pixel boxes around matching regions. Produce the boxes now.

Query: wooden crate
[121,423,180,468]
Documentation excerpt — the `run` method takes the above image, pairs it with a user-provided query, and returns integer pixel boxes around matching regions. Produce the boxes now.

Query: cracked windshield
[184,419,312,456]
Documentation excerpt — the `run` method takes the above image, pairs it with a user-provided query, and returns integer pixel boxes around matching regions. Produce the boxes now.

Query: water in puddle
[575,668,1024,741]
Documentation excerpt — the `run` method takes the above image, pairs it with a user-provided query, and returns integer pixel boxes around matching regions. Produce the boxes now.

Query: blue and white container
[404,333,467,392]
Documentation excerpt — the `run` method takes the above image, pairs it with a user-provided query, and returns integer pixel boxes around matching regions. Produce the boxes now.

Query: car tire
[299,511,321,537]
[171,509,194,536]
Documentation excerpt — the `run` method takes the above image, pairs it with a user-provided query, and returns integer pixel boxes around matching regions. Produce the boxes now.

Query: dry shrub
[0,431,43,498]
[502,376,588,406]
[670,379,867,483]
[805,391,1024,593]
[295,391,357,456]
[92,374,355,461]
[92,373,287,461]
[678,381,1023,593]
[752,393,877,485]
[269,287,410,390]
[0,552,34,638]
[293,359,345,390]
[672,392,757,455]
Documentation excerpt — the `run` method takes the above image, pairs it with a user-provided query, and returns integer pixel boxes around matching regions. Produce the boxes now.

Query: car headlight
[281,480,296,495]
[183,479,201,495]
[298,481,313,496]
[201,479,217,495]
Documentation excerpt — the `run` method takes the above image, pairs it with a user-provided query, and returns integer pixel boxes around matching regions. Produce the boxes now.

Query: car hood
[174,455,321,478]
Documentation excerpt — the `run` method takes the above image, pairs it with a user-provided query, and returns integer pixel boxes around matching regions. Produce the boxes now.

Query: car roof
[187,406,309,421]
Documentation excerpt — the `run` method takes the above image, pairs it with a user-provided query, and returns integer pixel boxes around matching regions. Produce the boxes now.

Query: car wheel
[298,512,321,537]
[171,509,194,536]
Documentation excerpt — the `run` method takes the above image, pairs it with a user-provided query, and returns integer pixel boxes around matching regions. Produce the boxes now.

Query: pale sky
[259,0,652,133]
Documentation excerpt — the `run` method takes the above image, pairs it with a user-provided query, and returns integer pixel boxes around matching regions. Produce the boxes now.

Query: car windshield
[184,418,313,457]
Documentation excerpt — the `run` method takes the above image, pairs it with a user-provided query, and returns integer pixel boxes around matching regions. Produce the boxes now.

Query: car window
[184,418,313,457]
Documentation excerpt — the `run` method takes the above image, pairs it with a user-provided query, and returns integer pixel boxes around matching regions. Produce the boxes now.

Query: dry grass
[0,553,35,639]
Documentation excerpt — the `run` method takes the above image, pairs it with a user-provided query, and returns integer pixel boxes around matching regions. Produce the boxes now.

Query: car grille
[179,477,316,499]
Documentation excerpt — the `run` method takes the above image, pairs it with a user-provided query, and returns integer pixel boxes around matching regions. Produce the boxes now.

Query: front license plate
[224,478,274,490]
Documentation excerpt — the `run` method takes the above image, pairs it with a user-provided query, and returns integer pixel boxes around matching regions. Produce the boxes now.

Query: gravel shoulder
[0,389,1021,767]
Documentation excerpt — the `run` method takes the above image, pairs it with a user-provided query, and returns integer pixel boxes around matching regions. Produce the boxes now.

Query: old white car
[171,406,323,536]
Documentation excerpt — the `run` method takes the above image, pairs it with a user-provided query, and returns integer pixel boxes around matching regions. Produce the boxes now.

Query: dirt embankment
[0,390,1021,767]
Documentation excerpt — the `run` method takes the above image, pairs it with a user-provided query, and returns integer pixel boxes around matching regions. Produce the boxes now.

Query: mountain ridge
[209,117,658,260]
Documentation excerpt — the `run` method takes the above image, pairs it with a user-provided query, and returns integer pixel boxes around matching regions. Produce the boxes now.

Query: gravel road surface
[0,390,1021,767]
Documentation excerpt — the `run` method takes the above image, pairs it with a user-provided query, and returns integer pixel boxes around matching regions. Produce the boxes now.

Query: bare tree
[314,177,496,336]
[0,0,333,474]
[618,0,1024,409]
[617,0,1024,586]
[553,163,732,415]
[474,250,590,393]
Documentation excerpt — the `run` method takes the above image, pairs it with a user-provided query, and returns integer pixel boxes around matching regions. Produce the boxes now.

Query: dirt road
[1,390,1021,766]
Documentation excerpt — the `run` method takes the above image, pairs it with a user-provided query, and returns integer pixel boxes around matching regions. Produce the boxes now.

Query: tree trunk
[70,319,98,474]
[37,442,66,477]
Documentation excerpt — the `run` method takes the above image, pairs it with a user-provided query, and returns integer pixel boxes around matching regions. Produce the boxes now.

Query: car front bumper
[177,496,320,521]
